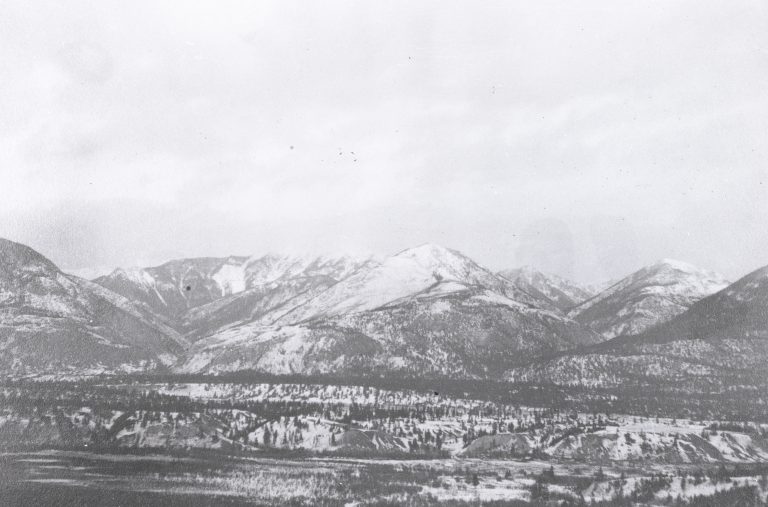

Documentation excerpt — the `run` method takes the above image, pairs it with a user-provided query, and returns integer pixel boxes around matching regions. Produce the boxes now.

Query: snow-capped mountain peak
[392,243,500,285]
[109,267,157,287]
[607,259,729,302]
[273,244,509,323]
[644,258,719,277]
[569,258,729,339]
[181,243,601,375]
[511,262,768,389]
[652,257,696,269]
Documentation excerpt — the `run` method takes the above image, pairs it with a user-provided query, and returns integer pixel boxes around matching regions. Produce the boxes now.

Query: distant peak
[644,259,730,284]
[109,267,127,277]
[395,243,462,259]
[109,266,155,286]
[605,258,730,292]
[386,244,498,285]
[111,266,145,275]
[651,258,699,271]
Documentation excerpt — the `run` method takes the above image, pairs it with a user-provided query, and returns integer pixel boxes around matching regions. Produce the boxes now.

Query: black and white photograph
[1,1,767,505]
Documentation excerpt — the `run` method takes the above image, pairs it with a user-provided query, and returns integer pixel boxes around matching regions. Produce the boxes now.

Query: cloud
[1,0,766,283]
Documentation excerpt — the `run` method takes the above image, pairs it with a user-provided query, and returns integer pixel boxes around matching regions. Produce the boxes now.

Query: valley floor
[2,378,768,505]
[2,450,767,506]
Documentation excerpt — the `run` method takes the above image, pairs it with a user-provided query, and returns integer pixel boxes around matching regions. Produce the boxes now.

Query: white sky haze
[2,0,767,284]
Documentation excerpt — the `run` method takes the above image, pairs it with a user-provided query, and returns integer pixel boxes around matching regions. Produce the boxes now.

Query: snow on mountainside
[95,257,250,325]
[273,244,552,324]
[0,238,187,376]
[498,266,594,312]
[638,263,768,344]
[509,263,768,388]
[181,275,339,342]
[568,259,729,339]
[180,244,600,376]
[181,288,601,377]
[14,234,756,382]
[95,253,378,334]
[244,253,377,287]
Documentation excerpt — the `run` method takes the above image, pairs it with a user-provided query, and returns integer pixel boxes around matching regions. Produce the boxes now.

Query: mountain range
[178,244,598,376]
[0,237,762,383]
[508,263,768,388]
[94,254,378,340]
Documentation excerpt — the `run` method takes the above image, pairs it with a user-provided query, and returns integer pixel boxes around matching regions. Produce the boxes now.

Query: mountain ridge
[508,262,768,387]
[498,265,594,312]
[0,238,188,376]
[2,236,761,384]
[568,258,729,339]
[178,243,601,376]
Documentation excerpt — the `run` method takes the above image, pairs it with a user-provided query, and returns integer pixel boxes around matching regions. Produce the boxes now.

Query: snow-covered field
[3,380,768,505]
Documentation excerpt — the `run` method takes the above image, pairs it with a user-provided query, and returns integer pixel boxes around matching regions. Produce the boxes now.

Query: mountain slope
[0,238,187,376]
[95,254,378,337]
[273,244,555,324]
[508,264,768,387]
[244,253,377,287]
[180,244,600,376]
[182,287,601,377]
[94,256,250,324]
[180,275,339,341]
[499,266,593,312]
[569,259,729,339]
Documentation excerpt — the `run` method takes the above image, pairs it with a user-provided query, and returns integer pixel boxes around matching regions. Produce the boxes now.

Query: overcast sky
[2,0,767,283]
